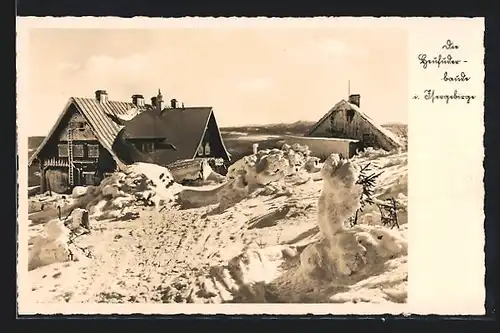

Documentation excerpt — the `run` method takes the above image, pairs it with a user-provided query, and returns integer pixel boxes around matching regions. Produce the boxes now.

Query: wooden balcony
[42,157,99,168]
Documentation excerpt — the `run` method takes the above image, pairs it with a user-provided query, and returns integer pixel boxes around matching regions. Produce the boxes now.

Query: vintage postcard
[16,17,485,316]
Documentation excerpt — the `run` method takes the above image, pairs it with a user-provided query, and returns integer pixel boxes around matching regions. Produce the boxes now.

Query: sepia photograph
[17,17,485,315]
[22,23,409,306]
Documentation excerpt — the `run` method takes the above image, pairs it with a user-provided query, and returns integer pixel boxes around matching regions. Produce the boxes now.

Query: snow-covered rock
[72,186,88,198]
[28,219,72,270]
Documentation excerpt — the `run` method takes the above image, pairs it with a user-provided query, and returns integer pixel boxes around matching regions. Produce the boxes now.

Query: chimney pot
[95,90,108,103]
[132,94,145,107]
[348,94,360,107]
[156,90,164,110]
[171,98,178,108]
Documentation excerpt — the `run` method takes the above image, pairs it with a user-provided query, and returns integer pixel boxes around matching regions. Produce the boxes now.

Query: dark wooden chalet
[28,90,231,194]
[109,94,231,167]
[154,98,231,165]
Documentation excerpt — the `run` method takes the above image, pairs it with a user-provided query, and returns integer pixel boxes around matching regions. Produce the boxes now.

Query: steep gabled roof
[120,109,169,140]
[307,99,402,148]
[156,107,230,164]
[28,97,149,167]
[28,96,230,168]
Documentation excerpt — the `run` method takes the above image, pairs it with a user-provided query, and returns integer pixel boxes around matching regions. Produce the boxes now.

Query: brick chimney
[132,94,145,107]
[171,98,178,108]
[151,96,158,108]
[132,94,144,107]
[348,94,360,107]
[95,90,108,103]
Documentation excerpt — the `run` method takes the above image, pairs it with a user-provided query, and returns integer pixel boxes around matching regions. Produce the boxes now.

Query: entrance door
[82,171,95,185]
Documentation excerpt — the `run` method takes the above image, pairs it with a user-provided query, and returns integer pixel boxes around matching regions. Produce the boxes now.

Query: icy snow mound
[28,207,93,271]
[191,223,408,303]
[30,163,184,223]
[351,151,408,227]
[28,219,73,271]
[28,163,184,270]
[227,143,316,182]
[84,162,183,219]
[173,244,294,303]
[126,162,184,201]
[185,153,408,303]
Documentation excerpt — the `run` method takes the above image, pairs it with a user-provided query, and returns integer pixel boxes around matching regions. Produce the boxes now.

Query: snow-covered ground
[25,147,408,305]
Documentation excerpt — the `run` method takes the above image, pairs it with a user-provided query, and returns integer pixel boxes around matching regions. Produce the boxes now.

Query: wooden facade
[196,124,214,158]
[35,104,119,194]
[307,99,402,152]
[195,113,227,160]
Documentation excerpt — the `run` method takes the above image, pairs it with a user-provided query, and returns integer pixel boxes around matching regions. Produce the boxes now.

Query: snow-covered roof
[306,99,402,149]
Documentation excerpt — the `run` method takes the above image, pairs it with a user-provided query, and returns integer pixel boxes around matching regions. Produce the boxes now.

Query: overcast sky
[24,27,408,136]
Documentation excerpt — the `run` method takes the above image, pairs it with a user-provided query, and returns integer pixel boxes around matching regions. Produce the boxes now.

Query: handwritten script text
[412,39,476,105]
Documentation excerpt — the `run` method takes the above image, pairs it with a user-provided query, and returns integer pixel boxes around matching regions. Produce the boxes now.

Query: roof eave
[191,108,213,159]
[191,108,231,161]
[28,98,75,166]
[123,135,167,140]
[306,100,348,136]
[209,109,231,160]
[347,103,403,148]
[71,99,129,171]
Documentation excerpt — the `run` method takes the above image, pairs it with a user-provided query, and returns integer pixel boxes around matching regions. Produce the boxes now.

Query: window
[73,144,84,157]
[346,109,355,123]
[58,144,68,157]
[204,142,211,156]
[88,144,99,158]
[142,142,155,153]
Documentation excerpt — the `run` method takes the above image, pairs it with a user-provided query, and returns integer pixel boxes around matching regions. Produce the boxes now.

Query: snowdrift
[29,162,183,226]
[27,144,409,305]
[28,162,184,270]
[185,152,408,304]
[28,208,91,271]
[177,143,321,213]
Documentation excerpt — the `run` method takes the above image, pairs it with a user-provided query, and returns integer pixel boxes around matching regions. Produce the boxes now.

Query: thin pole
[348,80,351,97]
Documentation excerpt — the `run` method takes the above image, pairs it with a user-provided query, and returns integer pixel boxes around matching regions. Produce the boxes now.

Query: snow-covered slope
[25,148,408,305]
